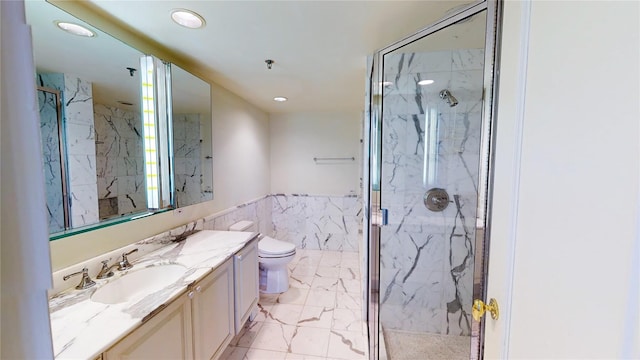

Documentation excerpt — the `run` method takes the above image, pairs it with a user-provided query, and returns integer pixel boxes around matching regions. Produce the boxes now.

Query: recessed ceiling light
[171,9,206,29]
[273,97,288,102]
[55,21,95,37]
[418,79,435,86]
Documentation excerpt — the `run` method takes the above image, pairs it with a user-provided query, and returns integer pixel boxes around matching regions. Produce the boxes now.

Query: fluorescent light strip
[141,56,160,209]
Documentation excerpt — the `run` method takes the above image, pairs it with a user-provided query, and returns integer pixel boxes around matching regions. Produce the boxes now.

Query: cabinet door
[192,259,234,360]
[234,238,259,333]
[104,293,193,360]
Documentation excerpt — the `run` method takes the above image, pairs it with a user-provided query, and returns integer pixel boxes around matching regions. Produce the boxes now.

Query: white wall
[211,83,271,209]
[50,83,270,271]
[485,1,639,358]
[270,111,361,195]
[1,1,54,357]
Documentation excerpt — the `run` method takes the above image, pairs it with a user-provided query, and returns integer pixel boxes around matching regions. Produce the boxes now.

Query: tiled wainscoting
[221,249,367,360]
[271,194,362,252]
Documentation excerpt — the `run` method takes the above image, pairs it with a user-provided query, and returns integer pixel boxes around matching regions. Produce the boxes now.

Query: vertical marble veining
[202,195,272,236]
[38,73,99,229]
[271,194,362,251]
[94,104,146,219]
[173,113,212,207]
[37,88,65,233]
[377,48,484,336]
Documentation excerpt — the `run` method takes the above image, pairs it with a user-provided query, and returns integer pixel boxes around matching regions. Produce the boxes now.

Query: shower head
[439,89,458,107]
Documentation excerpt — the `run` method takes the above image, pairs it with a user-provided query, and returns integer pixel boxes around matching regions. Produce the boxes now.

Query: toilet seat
[258,236,296,258]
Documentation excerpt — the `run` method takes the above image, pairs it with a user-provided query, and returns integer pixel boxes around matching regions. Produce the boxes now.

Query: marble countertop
[49,230,257,360]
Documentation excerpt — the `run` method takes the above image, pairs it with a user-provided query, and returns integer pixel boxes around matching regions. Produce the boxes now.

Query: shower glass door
[369,3,496,359]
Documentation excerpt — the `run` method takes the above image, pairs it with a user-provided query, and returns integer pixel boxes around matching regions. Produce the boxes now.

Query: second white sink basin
[91,264,187,305]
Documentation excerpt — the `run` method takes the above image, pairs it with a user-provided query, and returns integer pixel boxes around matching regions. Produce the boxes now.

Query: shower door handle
[372,208,388,226]
[381,208,388,226]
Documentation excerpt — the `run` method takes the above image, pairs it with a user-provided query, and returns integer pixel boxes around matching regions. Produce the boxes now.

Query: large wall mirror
[171,65,213,207]
[26,0,213,239]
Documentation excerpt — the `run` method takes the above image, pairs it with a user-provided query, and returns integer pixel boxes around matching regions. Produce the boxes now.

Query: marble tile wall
[37,87,65,233]
[38,73,99,229]
[94,104,146,218]
[271,194,362,252]
[173,113,212,207]
[377,49,484,336]
[203,196,273,236]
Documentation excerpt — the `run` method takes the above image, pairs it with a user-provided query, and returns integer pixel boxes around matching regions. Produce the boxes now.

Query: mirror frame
[28,1,213,240]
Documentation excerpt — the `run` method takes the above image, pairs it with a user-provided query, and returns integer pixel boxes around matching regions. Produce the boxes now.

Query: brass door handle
[472,298,499,321]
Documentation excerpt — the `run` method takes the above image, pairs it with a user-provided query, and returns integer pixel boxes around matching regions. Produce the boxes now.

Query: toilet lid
[259,236,296,255]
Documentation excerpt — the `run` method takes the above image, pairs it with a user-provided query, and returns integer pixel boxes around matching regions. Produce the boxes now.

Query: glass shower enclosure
[365,2,499,359]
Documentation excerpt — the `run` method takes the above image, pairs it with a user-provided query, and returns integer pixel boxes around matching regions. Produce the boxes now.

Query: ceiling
[83,0,474,114]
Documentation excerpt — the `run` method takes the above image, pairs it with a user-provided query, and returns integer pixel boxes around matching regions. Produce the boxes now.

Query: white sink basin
[91,264,187,305]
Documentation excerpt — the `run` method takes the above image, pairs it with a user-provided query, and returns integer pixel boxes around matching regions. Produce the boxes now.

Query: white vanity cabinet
[191,258,235,360]
[100,237,259,360]
[104,291,194,360]
[233,238,259,333]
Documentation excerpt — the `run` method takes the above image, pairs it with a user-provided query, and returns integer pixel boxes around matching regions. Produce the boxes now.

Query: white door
[483,1,639,358]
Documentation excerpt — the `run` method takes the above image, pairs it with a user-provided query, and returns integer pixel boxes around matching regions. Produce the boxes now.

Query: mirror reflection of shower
[439,89,458,107]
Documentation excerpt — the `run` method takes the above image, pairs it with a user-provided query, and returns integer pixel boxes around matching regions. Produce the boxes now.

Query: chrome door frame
[37,86,71,230]
[366,1,503,359]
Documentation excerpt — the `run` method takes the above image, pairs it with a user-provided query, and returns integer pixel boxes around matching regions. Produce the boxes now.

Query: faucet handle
[96,259,116,279]
[118,248,139,271]
[63,267,96,290]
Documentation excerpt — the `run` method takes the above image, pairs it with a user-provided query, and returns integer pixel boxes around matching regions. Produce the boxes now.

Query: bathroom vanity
[49,231,258,360]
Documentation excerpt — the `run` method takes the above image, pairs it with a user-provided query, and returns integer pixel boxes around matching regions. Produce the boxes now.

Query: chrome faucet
[96,259,119,279]
[118,248,139,271]
[63,268,96,290]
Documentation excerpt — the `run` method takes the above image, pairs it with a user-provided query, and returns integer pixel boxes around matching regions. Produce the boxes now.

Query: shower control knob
[424,188,450,212]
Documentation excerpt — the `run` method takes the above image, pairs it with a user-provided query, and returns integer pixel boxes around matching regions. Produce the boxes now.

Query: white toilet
[229,221,296,294]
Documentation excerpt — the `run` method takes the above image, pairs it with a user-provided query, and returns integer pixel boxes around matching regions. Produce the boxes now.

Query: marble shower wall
[38,88,65,233]
[173,113,212,207]
[271,194,362,252]
[94,104,146,219]
[37,73,99,229]
[378,49,484,336]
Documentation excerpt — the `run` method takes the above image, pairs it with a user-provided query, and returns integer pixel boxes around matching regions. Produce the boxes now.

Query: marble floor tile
[266,304,304,325]
[337,279,361,294]
[285,353,327,360]
[231,320,263,348]
[311,277,340,291]
[289,326,331,357]
[327,330,367,360]
[290,275,314,289]
[315,266,341,278]
[296,251,323,267]
[253,303,273,322]
[245,348,288,360]
[223,249,368,360]
[277,288,309,305]
[293,265,319,277]
[340,252,360,261]
[339,267,360,280]
[260,293,280,305]
[298,305,334,329]
[340,258,360,268]
[332,308,363,332]
[306,289,337,308]
[319,256,341,267]
[220,345,248,360]
[335,292,361,310]
[321,250,343,259]
[250,323,296,352]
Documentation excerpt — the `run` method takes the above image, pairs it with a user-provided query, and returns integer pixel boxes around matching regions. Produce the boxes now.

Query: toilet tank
[229,221,256,232]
